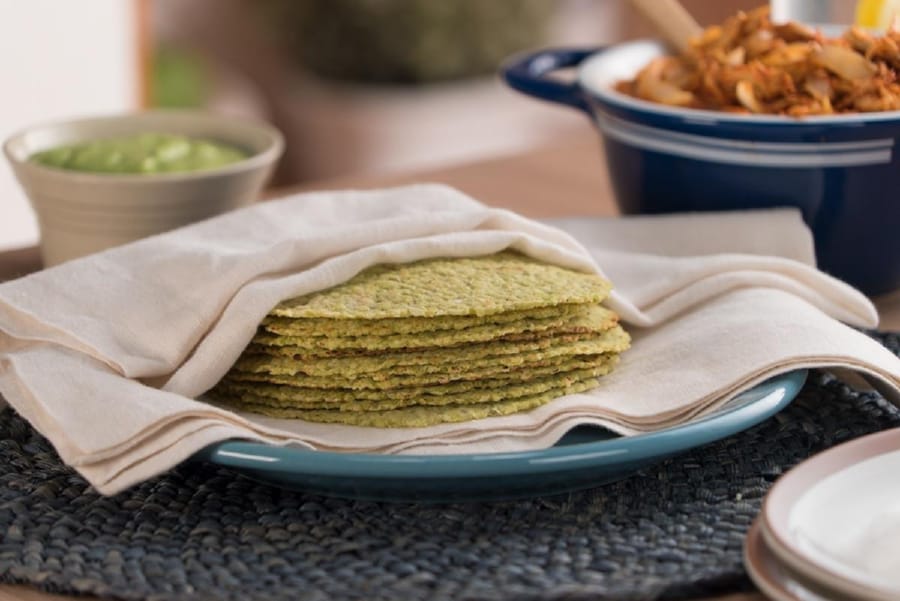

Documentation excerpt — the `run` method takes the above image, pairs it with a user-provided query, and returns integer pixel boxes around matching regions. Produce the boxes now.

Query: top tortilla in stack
[209,251,630,427]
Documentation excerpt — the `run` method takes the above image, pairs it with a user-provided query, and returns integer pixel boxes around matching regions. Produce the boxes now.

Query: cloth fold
[0,184,897,495]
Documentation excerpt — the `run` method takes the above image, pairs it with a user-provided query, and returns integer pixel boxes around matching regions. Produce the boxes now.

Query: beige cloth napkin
[0,184,897,495]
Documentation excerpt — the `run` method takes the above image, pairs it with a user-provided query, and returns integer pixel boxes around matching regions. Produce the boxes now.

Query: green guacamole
[30,133,249,174]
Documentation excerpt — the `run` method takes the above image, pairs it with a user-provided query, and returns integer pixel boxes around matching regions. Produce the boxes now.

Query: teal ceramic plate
[194,370,806,502]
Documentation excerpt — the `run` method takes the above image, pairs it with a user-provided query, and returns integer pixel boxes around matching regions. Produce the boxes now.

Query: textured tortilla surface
[212,375,602,427]
[226,354,615,390]
[214,364,614,408]
[253,305,617,351]
[271,251,611,320]
[211,252,628,426]
[235,325,630,377]
[262,304,586,338]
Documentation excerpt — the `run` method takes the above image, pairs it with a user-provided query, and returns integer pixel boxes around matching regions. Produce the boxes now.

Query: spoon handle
[628,0,702,54]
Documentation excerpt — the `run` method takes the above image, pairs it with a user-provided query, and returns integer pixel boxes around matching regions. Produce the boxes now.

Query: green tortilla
[234,325,630,377]
[252,304,617,351]
[225,353,616,390]
[271,251,611,320]
[212,377,601,427]
[261,303,585,338]
[209,251,629,426]
[213,364,613,408]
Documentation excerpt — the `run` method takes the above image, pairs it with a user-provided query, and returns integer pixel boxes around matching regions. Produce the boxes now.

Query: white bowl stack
[745,429,900,601]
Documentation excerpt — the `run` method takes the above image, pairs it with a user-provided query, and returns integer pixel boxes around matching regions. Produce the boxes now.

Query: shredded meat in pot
[616,6,900,115]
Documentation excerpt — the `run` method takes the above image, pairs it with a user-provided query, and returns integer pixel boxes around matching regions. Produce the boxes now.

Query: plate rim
[195,369,807,480]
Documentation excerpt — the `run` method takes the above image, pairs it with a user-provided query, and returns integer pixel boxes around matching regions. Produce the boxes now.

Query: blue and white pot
[502,38,900,295]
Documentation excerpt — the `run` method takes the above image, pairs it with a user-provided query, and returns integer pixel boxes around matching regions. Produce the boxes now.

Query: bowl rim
[576,33,900,126]
[2,109,285,184]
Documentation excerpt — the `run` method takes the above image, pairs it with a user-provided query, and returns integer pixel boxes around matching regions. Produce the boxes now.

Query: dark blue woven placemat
[1,333,898,601]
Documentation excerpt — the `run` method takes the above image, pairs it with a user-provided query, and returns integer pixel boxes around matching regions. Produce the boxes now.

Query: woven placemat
[1,333,898,601]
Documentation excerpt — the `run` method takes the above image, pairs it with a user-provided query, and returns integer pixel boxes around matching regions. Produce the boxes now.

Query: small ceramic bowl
[3,111,284,266]
[760,428,900,601]
[503,34,900,295]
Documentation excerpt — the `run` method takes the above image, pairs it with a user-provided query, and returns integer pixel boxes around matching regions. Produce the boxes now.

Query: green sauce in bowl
[30,133,249,174]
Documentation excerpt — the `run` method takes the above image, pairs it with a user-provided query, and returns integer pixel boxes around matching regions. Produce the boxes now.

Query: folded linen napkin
[0,184,897,495]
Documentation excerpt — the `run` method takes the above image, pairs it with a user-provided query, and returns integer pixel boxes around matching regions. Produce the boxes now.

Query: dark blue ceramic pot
[502,39,900,296]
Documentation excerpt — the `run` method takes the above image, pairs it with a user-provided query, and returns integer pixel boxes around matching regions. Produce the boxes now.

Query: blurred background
[0,0,854,251]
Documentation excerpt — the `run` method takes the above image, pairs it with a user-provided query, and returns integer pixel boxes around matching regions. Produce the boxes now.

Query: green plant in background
[151,45,210,108]
[267,0,554,84]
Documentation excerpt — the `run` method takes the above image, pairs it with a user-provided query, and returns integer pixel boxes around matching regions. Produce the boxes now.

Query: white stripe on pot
[595,114,894,168]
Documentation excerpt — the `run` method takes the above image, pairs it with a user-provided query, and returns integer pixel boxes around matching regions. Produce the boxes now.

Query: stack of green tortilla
[210,251,630,427]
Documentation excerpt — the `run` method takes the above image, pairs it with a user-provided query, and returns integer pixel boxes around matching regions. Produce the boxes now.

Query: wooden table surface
[2,133,896,600]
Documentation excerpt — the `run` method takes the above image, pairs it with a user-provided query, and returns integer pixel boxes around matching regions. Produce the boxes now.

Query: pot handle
[501,47,602,115]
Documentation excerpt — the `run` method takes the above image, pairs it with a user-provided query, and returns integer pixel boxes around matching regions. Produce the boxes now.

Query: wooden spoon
[628,0,703,53]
